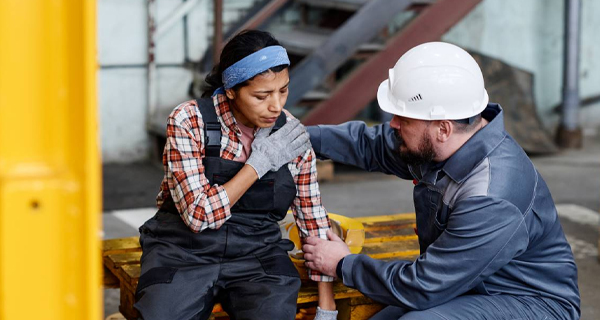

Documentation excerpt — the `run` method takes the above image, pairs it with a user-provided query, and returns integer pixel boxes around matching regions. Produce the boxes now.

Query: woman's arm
[164,102,236,233]
[317,282,336,310]
[221,164,259,204]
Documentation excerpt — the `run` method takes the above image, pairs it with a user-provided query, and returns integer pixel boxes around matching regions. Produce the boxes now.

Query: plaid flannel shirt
[156,95,333,282]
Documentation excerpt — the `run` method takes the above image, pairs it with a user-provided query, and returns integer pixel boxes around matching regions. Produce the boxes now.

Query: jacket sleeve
[339,196,529,310]
[307,121,411,179]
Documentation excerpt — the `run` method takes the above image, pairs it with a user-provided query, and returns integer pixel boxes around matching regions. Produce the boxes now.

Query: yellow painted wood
[363,223,416,233]
[121,264,141,289]
[367,250,421,260]
[364,234,418,244]
[105,252,143,269]
[102,212,420,320]
[103,237,141,256]
[362,238,421,260]
[0,0,100,319]
[348,303,385,320]
[297,281,362,304]
[365,225,416,240]
[286,212,365,254]
[355,213,416,223]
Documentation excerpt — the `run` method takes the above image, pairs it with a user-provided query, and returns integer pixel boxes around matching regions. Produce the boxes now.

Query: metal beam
[286,0,414,107]
[302,0,482,125]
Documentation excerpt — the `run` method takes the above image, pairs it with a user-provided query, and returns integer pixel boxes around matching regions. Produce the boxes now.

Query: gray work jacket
[307,104,580,319]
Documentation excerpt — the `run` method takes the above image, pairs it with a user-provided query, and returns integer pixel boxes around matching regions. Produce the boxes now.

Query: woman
[134,30,338,320]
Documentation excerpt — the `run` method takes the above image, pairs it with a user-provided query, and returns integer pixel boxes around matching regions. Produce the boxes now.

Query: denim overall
[134,99,301,320]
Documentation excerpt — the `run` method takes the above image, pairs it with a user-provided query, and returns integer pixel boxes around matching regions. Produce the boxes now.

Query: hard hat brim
[377,79,402,116]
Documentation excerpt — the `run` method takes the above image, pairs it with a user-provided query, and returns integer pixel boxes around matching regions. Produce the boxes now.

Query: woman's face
[226,68,289,129]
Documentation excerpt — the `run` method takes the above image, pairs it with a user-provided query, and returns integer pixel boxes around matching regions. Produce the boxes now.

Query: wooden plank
[364,222,416,234]
[118,281,139,320]
[349,303,385,320]
[103,237,141,256]
[368,250,420,260]
[105,252,143,270]
[365,234,418,244]
[356,213,416,223]
[297,281,362,304]
[365,226,416,239]
[121,264,141,290]
[101,213,420,320]
[103,265,120,289]
[362,238,420,260]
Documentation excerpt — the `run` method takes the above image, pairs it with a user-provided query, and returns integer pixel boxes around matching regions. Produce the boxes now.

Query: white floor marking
[556,204,600,227]
[107,207,157,230]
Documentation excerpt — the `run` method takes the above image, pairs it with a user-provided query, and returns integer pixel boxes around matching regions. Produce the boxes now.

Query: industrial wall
[98,0,600,163]
[98,0,255,162]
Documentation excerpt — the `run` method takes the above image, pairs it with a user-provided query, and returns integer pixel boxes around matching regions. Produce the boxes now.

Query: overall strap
[196,98,221,157]
[271,112,287,133]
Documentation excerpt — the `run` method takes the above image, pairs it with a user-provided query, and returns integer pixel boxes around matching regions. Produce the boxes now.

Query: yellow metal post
[0,0,101,319]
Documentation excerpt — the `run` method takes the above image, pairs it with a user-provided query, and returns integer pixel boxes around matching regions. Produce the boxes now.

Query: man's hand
[303,230,351,277]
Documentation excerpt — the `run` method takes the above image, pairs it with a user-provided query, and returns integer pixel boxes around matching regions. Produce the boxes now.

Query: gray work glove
[314,307,338,320]
[246,118,310,179]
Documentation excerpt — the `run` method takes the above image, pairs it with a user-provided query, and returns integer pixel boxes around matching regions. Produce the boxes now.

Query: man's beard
[395,130,436,167]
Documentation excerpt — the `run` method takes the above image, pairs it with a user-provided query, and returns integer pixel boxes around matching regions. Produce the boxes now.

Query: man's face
[390,115,436,166]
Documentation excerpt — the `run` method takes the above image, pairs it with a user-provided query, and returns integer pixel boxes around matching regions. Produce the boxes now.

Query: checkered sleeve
[291,148,334,282]
[164,103,231,233]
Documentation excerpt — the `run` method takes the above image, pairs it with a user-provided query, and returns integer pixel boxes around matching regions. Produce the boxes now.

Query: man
[302,42,580,320]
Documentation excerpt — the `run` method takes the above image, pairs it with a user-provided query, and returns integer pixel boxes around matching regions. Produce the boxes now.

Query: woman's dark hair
[202,30,288,98]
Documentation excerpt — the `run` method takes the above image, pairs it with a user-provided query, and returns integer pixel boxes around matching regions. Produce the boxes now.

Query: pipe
[148,0,158,121]
[561,0,581,131]
[213,0,223,64]
[148,0,199,120]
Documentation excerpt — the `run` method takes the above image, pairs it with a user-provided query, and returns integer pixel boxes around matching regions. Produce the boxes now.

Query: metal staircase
[204,0,481,124]
[150,0,482,149]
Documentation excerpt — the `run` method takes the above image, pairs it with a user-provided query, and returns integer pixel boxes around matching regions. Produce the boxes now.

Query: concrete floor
[102,135,600,319]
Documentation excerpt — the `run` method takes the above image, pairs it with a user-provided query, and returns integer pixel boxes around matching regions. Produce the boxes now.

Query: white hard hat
[377,42,489,121]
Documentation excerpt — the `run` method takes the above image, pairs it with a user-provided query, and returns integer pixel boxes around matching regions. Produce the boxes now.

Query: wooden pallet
[103,213,418,320]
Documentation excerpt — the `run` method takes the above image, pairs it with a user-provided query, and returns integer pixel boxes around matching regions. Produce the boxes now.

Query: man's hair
[451,115,482,133]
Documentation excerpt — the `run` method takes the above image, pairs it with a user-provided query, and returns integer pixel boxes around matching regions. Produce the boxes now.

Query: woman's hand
[246,118,310,178]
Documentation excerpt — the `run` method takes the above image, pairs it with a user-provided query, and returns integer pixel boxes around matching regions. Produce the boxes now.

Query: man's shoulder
[486,141,538,212]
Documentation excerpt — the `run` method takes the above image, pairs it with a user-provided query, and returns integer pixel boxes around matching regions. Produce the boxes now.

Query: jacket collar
[441,103,507,183]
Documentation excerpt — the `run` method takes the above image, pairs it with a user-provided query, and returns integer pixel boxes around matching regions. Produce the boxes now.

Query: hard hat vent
[408,94,422,102]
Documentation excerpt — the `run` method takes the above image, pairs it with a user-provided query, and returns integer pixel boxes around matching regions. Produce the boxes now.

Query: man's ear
[437,120,453,142]
[225,88,235,100]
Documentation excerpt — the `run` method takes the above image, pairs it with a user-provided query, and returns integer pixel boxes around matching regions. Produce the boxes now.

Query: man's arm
[307,121,411,178]
[307,196,529,311]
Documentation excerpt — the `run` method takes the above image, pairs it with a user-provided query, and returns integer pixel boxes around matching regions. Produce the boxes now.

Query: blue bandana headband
[213,45,290,96]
